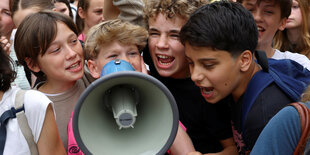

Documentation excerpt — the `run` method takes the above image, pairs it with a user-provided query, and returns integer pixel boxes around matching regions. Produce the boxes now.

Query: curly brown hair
[143,0,208,28]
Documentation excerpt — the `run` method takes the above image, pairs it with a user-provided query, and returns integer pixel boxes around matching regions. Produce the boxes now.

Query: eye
[51,47,61,53]
[149,32,160,36]
[292,5,299,9]
[170,33,180,39]
[3,10,11,16]
[72,39,78,43]
[60,8,67,13]
[264,10,274,15]
[69,38,78,45]
[94,9,103,15]
[186,57,194,65]
[202,63,214,69]
[107,54,118,59]
[128,51,139,56]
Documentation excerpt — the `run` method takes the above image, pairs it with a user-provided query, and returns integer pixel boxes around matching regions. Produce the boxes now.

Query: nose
[101,16,105,22]
[120,55,130,63]
[190,65,204,85]
[65,45,78,60]
[253,10,263,23]
[156,34,169,49]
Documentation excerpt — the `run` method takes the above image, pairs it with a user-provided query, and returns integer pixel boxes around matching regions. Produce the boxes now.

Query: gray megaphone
[72,59,179,155]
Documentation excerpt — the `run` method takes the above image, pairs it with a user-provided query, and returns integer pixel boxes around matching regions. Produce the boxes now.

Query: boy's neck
[38,80,77,94]
[232,61,261,102]
[256,45,275,58]
[286,28,301,44]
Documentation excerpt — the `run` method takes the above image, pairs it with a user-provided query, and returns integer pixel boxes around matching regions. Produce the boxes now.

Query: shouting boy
[180,1,306,154]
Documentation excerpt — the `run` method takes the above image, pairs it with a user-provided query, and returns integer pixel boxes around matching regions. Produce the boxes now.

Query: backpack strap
[0,108,18,155]
[241,70,274,132]
[289,102,310,155]
[15,90,38,155]
[241,50,273,132]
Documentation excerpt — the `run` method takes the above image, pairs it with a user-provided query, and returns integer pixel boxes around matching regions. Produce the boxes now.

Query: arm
[37,104,67,155]
[103,0,120,21]
[170,125,195,155]
[187,138,237,155]
[214,138,238,155]
[103,0,145,26]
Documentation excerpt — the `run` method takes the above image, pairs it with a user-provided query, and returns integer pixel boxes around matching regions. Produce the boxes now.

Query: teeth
[158,55,169,59]
[159,61,171,65]
[202,88,212,95]
[257,27,263,31]
[68,63,79,69]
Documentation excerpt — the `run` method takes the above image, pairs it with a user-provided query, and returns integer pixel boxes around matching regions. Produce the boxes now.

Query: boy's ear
[239,50,252,72]
[87,59,100,79]
[78,7,86,19]
[52,8,57,12]
[278,18,287,31]
[25,57,41,73]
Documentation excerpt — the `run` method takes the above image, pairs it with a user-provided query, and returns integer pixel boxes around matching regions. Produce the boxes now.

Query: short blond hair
[85,19,148,60]
[143,0,208,28]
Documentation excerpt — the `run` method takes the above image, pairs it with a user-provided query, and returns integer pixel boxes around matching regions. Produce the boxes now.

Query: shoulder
[24,89,52,112]
[248,83,292,123]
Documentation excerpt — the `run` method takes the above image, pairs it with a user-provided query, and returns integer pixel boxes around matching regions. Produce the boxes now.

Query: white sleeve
[289,53,310,71]
[23,90,53,143]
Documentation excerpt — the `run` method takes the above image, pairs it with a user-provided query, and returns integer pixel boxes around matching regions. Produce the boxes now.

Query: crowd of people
[0,0,310,154]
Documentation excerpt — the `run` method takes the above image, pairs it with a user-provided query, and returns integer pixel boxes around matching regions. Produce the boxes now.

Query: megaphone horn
[73,59,179,155]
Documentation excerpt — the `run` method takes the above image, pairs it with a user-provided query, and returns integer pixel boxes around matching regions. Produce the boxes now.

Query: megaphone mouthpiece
[104,85,138,129]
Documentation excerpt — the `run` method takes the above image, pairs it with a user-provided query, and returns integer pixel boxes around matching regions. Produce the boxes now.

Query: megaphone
[72,59,179,155]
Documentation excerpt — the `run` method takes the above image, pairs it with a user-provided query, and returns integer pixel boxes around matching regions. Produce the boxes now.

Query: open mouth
[201,87,214,95]
[66,61,81,70]
[156,54,175,65]
[257,26,265,33]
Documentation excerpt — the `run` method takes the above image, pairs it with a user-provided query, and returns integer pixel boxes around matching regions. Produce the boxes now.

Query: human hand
[0,36,11,54]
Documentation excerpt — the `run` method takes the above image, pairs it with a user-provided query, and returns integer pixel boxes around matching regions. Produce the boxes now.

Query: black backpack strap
[15,90,38,155]
[0,107,23,155]
[254,50,269,72]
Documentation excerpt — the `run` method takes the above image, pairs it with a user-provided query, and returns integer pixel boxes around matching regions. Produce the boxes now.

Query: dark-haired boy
[241,0,310,70]
[180,1,295,154]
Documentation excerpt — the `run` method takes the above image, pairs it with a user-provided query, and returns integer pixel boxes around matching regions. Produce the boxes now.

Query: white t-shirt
[0,87,52,155]
[272,49,310,70]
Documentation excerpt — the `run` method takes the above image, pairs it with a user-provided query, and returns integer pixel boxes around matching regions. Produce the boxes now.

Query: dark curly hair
[0,46,16,92]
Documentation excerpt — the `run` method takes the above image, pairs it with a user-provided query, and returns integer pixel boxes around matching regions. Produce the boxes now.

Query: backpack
[241,50,310,131]
[0,90,38,155]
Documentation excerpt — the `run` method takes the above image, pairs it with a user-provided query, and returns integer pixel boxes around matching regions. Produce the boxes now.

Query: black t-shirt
[143,47,232,153]
[230,83,293,154]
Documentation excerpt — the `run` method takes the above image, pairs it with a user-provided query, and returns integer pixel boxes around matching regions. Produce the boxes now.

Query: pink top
[78,33,85,42]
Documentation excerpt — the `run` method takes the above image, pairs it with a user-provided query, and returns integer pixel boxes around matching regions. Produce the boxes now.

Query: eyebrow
[149,27,180,33]
[198,58,217,62]
[263,4,276,8]
[244,2,255,7]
